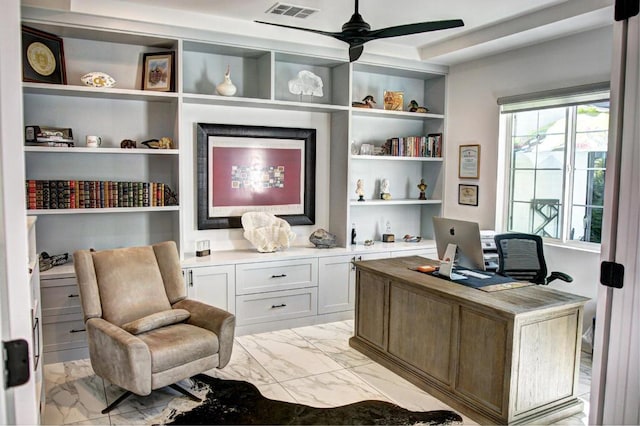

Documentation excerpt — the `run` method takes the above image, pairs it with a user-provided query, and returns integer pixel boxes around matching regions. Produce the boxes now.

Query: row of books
[383,134,443,158]
[25,180,174,210]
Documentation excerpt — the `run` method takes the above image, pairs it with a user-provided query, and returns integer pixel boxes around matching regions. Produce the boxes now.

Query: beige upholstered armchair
[73,241,235,414]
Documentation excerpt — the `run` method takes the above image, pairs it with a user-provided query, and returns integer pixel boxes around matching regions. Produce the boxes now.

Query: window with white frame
[499,86,609,244]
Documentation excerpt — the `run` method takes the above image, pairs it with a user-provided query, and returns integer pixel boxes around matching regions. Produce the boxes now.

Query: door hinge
[3,339,30,388]
[600,261,624,289]
[615,0,640,21]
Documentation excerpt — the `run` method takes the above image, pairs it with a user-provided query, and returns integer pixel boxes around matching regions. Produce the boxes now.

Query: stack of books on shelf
[25,180,175,209]
[383,134,442,158]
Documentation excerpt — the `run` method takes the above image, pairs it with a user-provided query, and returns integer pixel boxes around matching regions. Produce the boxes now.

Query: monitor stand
[439,244,467,280]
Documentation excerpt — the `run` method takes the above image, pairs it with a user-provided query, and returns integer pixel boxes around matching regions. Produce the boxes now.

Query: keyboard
[457,270,491,279]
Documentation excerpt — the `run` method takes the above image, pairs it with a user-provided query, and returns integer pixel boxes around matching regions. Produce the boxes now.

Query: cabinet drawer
[236,259,317,295]
[41,284,82,317]
[43,314,87,353]
[236,288,317,326]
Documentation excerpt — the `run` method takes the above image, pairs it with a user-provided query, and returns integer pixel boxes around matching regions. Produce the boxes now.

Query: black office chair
[494,233,573,285]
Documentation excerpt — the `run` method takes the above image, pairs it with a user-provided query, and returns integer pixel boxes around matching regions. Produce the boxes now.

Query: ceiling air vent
[265,2,319,19]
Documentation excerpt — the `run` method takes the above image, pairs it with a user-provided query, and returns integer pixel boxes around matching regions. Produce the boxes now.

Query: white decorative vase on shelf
[216,65,237,96]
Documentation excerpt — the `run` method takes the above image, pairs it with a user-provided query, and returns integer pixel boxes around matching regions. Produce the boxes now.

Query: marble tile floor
[42,320,592,425]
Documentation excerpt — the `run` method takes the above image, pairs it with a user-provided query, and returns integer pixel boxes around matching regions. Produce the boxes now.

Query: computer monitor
[432,217,486,271]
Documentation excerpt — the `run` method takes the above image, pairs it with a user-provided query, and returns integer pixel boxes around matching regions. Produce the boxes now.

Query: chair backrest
[494,233,548,285]
[74,241,187,326]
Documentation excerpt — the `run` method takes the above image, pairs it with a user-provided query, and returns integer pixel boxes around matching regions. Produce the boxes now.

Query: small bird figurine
[352,95,376,108]
[408,99,429,113]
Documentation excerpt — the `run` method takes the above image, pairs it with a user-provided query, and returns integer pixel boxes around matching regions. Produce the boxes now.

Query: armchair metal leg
[169,383,202,402]
[101,390,133,414]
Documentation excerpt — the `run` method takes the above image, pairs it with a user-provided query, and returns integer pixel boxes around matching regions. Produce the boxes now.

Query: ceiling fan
[255,0,464,62]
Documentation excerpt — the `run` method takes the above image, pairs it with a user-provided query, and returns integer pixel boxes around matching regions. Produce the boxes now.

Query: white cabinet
[391,248,437,259]
[27,217,43,416]
[184,265,236,313]
[318,251,391,315]
[235,258,318,326]
[318,255,355,315]
[39,264,88,364]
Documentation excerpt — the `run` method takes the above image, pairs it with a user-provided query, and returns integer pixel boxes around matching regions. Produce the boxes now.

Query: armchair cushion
[136,323,218,373]
[122,309,190,335]
[91,246,171,326]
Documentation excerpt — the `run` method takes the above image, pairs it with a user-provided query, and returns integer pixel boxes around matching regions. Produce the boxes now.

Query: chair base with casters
[494,232,573,285]
[73,241,235,414]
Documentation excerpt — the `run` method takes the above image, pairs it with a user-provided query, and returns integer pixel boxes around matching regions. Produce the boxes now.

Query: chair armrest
[86,318,152,395]
[172,299,236,368]
[548,271,574,284]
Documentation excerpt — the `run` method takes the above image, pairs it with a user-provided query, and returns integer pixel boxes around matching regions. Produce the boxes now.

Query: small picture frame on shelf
[383,91,404,111]
[141,51,175,92]
[458,184,479,206]
[21,25,67,85]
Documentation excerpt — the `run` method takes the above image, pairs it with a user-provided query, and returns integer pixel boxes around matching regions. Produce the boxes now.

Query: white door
[0,1,40,423]
[590,9,640,425]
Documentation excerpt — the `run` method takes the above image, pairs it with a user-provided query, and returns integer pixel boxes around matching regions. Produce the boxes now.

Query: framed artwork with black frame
[458,184,479,206]
[22,25,67,84]
[141,51,175,92]
[197,123,316,229]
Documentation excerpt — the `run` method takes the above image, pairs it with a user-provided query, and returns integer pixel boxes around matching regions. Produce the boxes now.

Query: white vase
[216,65,237,96]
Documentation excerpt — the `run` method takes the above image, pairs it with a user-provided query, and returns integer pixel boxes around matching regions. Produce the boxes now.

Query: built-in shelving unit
[22,21,180,255]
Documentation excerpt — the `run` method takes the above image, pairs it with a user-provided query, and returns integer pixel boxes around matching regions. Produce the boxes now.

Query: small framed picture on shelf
[141,51,175,92]
[459,144,480,179]
[383,91,404,111]
[21,25,67,85]
[458,184,479,206]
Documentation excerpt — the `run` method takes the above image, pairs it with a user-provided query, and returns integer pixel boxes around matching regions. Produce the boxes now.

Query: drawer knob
[271,303,287,309]
[271,274,287,278]
[69,328,86,333]
[68,294,80,298]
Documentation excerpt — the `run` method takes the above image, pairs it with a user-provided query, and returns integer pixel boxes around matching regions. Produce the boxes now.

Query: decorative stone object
[120,139,137,148]
[288,70,323,97]
[81,72,116,88]
[309,228,337,248]
[241,212,296,253]
[216,65,237,96]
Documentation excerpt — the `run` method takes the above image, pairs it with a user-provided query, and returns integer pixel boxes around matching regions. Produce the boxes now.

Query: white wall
[445,26,614,336]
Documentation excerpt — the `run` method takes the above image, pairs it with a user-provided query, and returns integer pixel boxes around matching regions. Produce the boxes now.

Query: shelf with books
[351,155,444,162]
[27,206,179,215]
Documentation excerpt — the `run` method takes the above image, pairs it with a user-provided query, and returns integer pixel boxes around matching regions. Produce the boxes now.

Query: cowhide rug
[160,374,462,425]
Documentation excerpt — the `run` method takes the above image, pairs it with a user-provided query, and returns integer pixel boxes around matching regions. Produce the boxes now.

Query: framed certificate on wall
[459,144,480,179]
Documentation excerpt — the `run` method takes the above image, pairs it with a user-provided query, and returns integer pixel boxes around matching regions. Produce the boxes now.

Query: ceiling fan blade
[254,20,340,39]
[367,19,464,40]
[349,45,364,62]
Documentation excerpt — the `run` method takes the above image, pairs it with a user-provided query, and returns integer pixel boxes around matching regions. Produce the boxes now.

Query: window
[500,87,609,244]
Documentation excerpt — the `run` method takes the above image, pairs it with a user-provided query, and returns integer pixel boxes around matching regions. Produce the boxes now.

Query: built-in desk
[349,256,588,425]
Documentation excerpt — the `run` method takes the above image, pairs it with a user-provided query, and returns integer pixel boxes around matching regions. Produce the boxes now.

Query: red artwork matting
[211,147,302,207]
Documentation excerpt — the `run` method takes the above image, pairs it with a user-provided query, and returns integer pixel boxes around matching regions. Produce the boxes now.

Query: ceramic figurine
[352,95,376,108]
[216,65,237,96]
[408,99,429,113]
[380,178,391,200]
[417,178,427,200]
[356,179,365,201]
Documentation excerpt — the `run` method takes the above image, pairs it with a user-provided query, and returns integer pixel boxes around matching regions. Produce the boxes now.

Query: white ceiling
[23,0,614,65]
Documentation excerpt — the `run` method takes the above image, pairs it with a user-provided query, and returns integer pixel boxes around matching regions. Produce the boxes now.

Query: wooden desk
[349,256,588,425]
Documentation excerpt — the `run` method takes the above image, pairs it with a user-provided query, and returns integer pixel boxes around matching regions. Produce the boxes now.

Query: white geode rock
[288,70,323,97]
[241,212,296,253]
